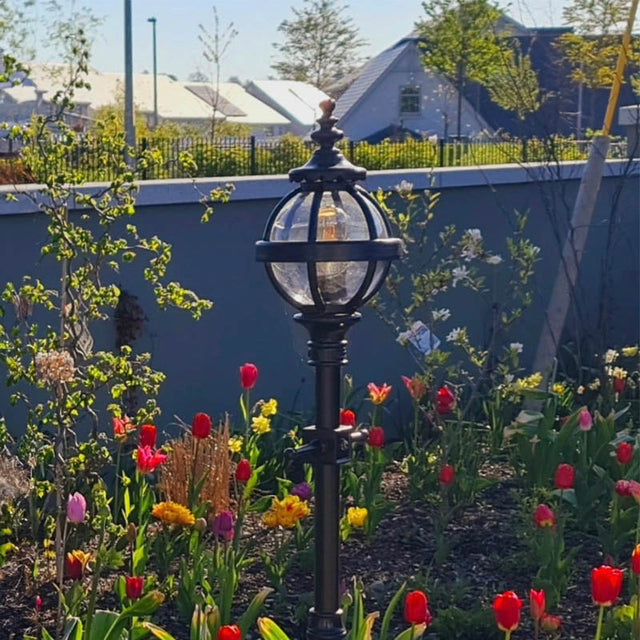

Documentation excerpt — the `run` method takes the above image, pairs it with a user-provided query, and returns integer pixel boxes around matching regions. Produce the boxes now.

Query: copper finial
[319,98,336,118]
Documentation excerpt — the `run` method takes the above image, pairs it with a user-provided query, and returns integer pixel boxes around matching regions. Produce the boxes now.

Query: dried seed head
[35,350,75,385]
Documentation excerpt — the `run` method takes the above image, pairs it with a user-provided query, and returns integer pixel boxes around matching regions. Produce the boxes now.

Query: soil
[0,463,605,640]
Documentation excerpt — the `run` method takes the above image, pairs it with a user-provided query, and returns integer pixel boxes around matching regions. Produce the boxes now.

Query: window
[400,86,420,115]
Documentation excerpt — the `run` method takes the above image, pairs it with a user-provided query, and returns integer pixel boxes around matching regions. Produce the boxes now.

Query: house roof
[0,84,40,104]
[334,40,409,121]
[248,80,329,126]
[185,82,290,125]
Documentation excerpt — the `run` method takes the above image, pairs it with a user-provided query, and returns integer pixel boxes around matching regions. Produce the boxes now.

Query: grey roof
[334,40,409,121]
[185,84,246,117]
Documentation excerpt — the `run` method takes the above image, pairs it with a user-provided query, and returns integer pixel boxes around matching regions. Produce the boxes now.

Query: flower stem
[504,631,511,640]
[594,605,605,640]
[635,504,640,544]
[635,574,640,640]
[113,445,122,525]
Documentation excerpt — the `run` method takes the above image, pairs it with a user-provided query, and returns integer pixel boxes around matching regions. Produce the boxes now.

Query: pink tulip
[578,408,592,431]
[66,492,87,524]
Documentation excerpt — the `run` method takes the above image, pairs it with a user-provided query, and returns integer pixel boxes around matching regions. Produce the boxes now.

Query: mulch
[0,463,607,639]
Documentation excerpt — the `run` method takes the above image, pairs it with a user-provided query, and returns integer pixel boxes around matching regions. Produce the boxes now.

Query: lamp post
[147,17,158,129]
[124,0,135,155]
[256,99,401,640]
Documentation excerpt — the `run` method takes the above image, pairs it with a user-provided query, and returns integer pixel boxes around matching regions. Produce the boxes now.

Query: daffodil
[261,398,278,417]
[151,501,195,527]
[228,435,243,454]
[251,415,271,435]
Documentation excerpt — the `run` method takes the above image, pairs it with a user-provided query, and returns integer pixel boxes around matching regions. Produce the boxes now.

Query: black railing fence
[0,134,630,183]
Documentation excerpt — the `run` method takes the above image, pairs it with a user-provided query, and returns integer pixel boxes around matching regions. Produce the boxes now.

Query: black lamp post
[256,99,401,640]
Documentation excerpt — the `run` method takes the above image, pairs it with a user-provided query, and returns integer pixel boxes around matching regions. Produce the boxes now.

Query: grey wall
[0,161,638,438]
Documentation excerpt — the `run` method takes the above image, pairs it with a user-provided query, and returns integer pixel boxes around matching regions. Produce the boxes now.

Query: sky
[31,0,570,82]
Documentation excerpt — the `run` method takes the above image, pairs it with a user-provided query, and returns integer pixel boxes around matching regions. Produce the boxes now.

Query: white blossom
[485,254,503,265]
[446,327,464,343]
[509,342,523,354]
[431,308,451,322]
[452,266,470,287]
[395,180,414,197]
[604,349,618,364]
[467,229,482,242]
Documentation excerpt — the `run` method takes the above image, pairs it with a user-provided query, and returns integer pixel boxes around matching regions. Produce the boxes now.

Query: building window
[400,86,420,115]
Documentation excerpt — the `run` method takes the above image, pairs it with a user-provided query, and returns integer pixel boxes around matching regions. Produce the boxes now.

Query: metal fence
[0,135,630,183]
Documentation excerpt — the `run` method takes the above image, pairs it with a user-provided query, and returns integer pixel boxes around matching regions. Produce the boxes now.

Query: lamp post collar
[289,99,366,185]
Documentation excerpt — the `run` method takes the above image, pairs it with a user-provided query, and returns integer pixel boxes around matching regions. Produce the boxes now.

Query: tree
[271,0,367,92]
[416,0,515,137]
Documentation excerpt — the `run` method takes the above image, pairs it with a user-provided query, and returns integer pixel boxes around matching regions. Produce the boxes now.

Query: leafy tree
[416,0,516,137]
[271,0,367,92]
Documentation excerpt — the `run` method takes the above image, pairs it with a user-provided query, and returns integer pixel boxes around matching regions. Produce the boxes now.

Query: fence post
[522,137,528,163]
[349,140,355,163]
[141,138,148,180]
[250,136,257,175]
[439,139,445,167]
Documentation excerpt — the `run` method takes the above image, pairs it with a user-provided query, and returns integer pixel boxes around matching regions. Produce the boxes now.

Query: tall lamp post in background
[256,99,401,640]
[123,0,135,153]
[147,16,158,129]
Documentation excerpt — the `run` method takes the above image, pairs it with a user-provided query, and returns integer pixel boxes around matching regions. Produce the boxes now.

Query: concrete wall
[339,42,490,141]
[0,160,638,438]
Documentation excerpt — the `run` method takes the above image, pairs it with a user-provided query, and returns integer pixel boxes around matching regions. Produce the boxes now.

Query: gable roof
[185,83,246,117]
[333,40,410,121]
[247,80,329,126]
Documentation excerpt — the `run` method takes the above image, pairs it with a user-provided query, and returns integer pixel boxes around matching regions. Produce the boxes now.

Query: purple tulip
[211,510,235,541]
[66,492,87,524]
[290,482,312,502]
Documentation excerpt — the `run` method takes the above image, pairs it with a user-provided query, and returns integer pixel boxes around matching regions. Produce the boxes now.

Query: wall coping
[0,159,637,215]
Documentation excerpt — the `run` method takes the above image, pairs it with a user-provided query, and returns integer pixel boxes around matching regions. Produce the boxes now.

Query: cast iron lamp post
[255,99,401,640]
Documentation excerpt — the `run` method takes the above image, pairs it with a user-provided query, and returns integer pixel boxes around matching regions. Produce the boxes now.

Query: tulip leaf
[136,621,177,640]
[62,617,83,640]
[393,624,426,640]
[359,612,379,640]
[257,617,290,640]
[41,630,55,640]
[239,587,273,638]
[88,611,119,640]
[379,582,406,640]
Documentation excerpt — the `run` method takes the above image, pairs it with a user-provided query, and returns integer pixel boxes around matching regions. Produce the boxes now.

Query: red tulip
[591,565,623,606]
[368,426,385,448]
[613,376,626,394]
[401,374,427,401]
[136,445,167,474]
[239,363,258,390]
[632,544,640,575]
[125,575,144,600]
[404,590,432,626]
[435,386,455,415]
[217,624,241,640]
[439,464,455,486]
[65,550,91,581]
[113,416,134,441]
[493,591,522,632]
[139,424,157,448]
[615,479,632,497]
[368,382,392,405]
[192,412,212,439]
[533,504,555,528]
[540,614,561,632]
[616,442,633,464]
[35,595,42,612]
[529,588,545,621]
[235,459,251,483]
[554,463,575,490]
[340,409,356,427]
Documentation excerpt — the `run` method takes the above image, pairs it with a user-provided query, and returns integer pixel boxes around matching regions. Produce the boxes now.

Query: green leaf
[88,611,119,640]
[239,587,273,638]
[136,621,177,640]
[393,624,426,640]
[41,629,55,640]
[257,618,290,640]
[380,582,406,640]
[62,617,83,640]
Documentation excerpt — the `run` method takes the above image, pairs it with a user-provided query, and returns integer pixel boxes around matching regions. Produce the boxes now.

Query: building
[245,80,331,137]
[333,33,491,142]
[185,82,290,137]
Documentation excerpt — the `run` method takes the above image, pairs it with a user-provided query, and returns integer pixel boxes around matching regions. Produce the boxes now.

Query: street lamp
[147,17,158,129]
[255,99,401,640]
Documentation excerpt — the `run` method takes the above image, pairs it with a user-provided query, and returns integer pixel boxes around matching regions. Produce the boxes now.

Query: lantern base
[307,608,347,640]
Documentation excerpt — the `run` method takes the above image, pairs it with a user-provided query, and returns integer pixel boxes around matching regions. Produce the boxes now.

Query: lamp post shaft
[150,18,158,128]
[123,0,135,153]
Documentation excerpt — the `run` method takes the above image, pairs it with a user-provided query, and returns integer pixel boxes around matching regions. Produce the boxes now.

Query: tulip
[192,412,212,439]
[35,595,42,613]
[113,416,134,441]
[139,424,157,448]
[540,614,561,632]
[493,591,522,636]
[591,565,623,606]
[529,588,545,622]
[211,510,235,541]
[340,408,356,427]
[533,504,555,528]
[368,382,392,405]
[632,544,640,575]
[239,363,258,390]
[613,375,626,395]
[435,386,455,415]
[404,590,432,626]
[291,482,313,502]
[615,479,632,497]
[616,442,633,464]
[630,481,640,504]
[217,625,241,640]
[368,426,385,448]
[439,464,455,486]
[65,550,91,581]
[125,576,144,601]
[66,492,87,524]
[401,374,427,401]
[578,408,593,431]
[554,463,575,490]
[592,565,624,640]
[235,459,251,483]
[136,445,167,474]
